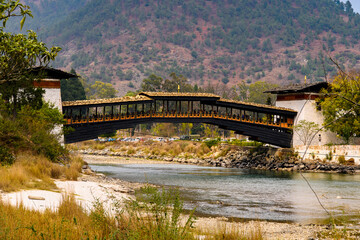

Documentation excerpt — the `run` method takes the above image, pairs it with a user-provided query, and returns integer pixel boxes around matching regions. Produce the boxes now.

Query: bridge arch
[62,92,297,148]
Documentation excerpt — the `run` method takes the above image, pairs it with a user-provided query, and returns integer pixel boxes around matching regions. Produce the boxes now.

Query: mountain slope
[32,0,360,95]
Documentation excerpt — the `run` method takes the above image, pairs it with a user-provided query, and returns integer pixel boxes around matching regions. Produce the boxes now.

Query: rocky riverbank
[78,146,360,174]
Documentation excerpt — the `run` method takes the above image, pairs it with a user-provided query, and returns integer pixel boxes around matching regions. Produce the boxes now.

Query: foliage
[0,1,61,116]
[180,123,193,136]
[141,73,163,92]
[338,155,346,164]
[141,72,194,92]
[247,81,278,104]
[13,0,360,95]
[60,69,86,101]
[129,186,195,240]
[0,145,14,166]
[204,139,220,148]
[0,30,61,115]
[0,101,66,161]
[0,0,32,29]
[293,120,320,146]
[152,123,176,137]
[319,71,360,144]
[84,80,118,99]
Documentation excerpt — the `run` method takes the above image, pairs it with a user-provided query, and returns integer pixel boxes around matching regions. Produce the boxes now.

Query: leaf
[20,16,25,30]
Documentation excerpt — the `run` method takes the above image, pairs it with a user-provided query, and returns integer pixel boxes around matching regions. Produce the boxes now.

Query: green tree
[179,123,193,136]
[141,74,163,92]
[0,3,60,116]
[86,81,118,99]
[163,72,193,92]
[60,69,86,101]
[294,120,320,146]
[320,72,360,144]
[248,81,278,105]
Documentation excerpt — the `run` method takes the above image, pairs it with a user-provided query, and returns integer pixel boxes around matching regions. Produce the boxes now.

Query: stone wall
[295,145,360,164]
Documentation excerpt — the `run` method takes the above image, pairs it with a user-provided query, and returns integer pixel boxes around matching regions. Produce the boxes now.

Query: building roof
[62,95,153,107]
[264,81,329,94]
[31,67,77,79]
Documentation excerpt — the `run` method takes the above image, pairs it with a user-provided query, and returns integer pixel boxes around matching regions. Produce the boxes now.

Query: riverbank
[81,154,331,239]
[78,144,360,174]
[1,154,329,240]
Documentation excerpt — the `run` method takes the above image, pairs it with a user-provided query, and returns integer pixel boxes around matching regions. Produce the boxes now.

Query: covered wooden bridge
[62,92,297,147]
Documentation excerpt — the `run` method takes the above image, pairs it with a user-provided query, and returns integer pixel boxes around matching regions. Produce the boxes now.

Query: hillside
[22,0,360,96]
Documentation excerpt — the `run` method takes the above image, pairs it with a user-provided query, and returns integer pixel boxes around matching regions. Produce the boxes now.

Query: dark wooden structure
[62,92,297,147]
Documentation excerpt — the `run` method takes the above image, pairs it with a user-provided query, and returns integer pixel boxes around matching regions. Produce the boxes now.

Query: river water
[90,163,360,223]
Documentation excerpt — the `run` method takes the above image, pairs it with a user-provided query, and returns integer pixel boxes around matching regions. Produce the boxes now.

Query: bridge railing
[64,110,293,129]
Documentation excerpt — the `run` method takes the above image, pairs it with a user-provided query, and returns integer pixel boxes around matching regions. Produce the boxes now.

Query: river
[90,163,360,224]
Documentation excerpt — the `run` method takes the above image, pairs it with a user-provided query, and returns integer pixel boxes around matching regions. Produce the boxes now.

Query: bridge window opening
[155,100,163,113]
[193,101,200,114]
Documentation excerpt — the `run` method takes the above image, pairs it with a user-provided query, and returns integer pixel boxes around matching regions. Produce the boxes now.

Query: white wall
[276,99,342,147]
[42,86,64,145]
[295,145,360,164]
[43,88,62,113]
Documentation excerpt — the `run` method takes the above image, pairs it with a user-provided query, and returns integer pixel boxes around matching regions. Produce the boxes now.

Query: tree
[0,1,65,162]
[141,74,163,92]
[0,3,60,116]
[294,120,320,146]
[179,123,193,136]
[320,71,360,144]
[0,0,32,29]
[247,81,278,105]
[162,72,193,92]
[85,81,117,99]
[60,69,86,101]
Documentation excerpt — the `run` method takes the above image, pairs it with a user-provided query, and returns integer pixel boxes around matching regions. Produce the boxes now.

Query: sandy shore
[82,153,174,165]
[1,154,325,239]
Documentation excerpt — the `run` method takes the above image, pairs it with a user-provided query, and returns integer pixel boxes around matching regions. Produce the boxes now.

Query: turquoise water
[90,163,360,223]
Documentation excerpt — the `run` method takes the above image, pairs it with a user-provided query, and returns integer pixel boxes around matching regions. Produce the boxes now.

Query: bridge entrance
[62,92,297,148]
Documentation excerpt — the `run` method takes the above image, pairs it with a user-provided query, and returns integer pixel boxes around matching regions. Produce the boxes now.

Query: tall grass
[197,222,263,240]
[0,186,195,240]
[0,153,83,192]
[0,184,264,239]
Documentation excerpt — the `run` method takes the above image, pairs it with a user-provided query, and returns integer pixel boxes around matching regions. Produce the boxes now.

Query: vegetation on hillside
[26,0,360,95]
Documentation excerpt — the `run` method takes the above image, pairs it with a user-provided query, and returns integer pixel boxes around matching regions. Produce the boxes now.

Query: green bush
[338,155,346,165]
[0,146,14,166]
[204,139,219,148]
[0,102,66,162]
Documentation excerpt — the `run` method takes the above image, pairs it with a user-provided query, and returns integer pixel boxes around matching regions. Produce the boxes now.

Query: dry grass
[197,222,263,240]
[0,153,83,192]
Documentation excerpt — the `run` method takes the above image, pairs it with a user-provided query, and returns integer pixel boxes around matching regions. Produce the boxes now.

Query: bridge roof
[62,95,153,107]
[264,82,329,94]
[139,92,220,101]
[217,98,297,115]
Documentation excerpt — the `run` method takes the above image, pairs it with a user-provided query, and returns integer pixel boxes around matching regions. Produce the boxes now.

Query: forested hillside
[21,0,360,96]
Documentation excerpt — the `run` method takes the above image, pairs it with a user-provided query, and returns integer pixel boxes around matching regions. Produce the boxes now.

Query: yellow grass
[0,153,83,192]
[197,222,263,240]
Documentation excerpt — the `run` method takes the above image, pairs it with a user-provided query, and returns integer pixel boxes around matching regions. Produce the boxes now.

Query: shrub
[0,146,14,166]
[347,158,355,166]
[204,139,219,148]
[338,155,346,165]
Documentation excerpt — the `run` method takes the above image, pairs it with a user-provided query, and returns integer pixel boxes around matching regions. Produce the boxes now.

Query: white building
[33,67,77,144]
[266,82,341,147]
